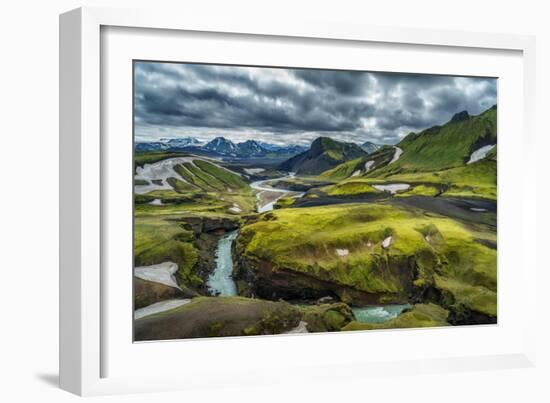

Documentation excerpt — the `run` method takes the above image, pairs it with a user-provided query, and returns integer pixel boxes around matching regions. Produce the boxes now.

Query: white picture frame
[60,6,537,396]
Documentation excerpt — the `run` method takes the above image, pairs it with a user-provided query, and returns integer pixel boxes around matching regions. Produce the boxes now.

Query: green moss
[319,157,366,180]
[320,180,380,196]
[298,303,354,332]
[372,106,496,175]
[434,275,496,317]
[322,310,348,330]
[194,159,250,190]
[398,184,440,197]
[134,215,202,288]
[135,296,302,340]
[173,164,210,190]
[207,322,225,337]
[183,162,226,191]
[166,176,197,193]
[274,197,296,209]
[343,303,449,331]
[237,202,496,313]
[134,152,189,168]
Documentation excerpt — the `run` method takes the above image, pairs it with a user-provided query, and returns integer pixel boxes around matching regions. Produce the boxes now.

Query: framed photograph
[60,7,537,396]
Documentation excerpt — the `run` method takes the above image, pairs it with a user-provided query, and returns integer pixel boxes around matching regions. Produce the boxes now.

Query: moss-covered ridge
[134,296,355,340]
[343,303,450,331]
[235,202,496,319]
[373,105,497,175]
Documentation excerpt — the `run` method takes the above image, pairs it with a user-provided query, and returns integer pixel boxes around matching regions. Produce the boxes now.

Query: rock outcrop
[134,296,302,340]
[342,303,449,331]
[134,277,197,309]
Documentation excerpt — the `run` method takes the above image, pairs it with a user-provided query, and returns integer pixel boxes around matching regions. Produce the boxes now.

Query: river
[250,175,295,213]
[206,174,304,296]
[206,230,239,296]
[205,174,416,326]
[352,304,411,323]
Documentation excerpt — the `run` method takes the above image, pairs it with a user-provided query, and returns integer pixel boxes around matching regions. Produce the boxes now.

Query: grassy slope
[238,203,496,315]
[135,156,256,216]
[281,137,368,175]
[319,157,367,181]
[134,296,356,339]
[374,106,497,175]
[134,151,188,167]
[384,160,497,200]
[134,215,202,287]
[134,155,256,294]
[320,180,380,196]
[318,107,497,200]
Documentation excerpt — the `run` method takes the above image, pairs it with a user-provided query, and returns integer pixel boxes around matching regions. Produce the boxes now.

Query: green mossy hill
[343,303,449,331]
[269,177,333,192]
[172,159,249,193]
[320,179,381,196]
[368,106,496,177]
[134,215,203,289]
[319,157,367,181]
[396,184,441,197]
[135,157,255,215]
[301,302,355,332]
[134,296,302,340]
[377,160,497,200]
[274,197,296,209]
[135,192,252,216]
[280,137,368,175]
[319,146,395,180]
[236,202,496,317]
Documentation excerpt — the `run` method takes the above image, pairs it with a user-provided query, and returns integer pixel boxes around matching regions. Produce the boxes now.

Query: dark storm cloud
[134,62,497,145]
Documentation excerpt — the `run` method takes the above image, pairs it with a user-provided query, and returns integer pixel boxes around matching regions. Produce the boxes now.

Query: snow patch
[134,299,190,320]
[389,146,403,164]
[351,170,361,177]
[284,321,309,334]
[134,156,242,194]
[470,207,488,212]
[335,248,349,257]
[149,198,163,206]
[467,144,496,164]
[373,183,410,194]
[244,168,265,175]
[382,236,393,249]
[364,160,375,172]
[134,262,181,289]
[229,203,242,213]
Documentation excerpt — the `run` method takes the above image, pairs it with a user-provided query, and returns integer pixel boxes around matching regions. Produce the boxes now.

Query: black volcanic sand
[389,196,496,228]
[292,192,388,208]
[290,192,495,229]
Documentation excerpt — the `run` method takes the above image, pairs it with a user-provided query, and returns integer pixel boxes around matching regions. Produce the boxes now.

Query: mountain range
[135,136,308,159]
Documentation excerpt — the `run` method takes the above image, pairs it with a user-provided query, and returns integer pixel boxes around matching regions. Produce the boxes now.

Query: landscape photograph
[132,61,497,341]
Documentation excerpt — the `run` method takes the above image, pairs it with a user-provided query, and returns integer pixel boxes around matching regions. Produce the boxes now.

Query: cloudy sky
[134,61,497,146]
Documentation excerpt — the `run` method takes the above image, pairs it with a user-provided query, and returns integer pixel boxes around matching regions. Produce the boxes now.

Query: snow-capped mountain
[204,137,239,154]
[134,142,171,152]
[164,137,204,148]
[257,142,307,155]
[237,140,266,156]
[134,136,307,159]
